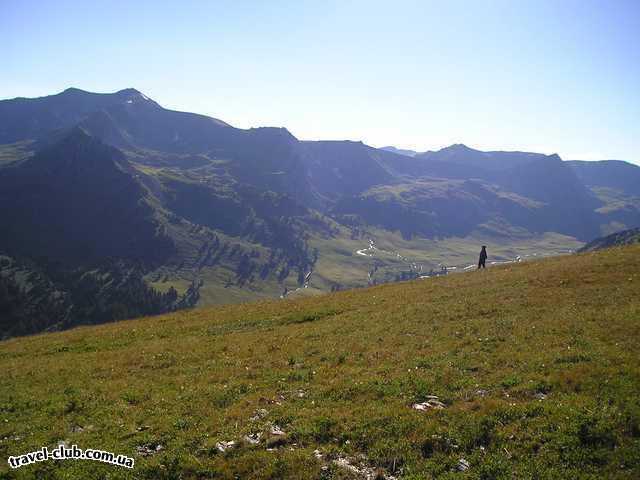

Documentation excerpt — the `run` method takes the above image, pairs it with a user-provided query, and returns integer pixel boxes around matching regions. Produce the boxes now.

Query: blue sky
[2,0,639,162]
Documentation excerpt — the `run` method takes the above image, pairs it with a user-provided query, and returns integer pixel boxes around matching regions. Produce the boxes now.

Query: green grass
[305,224,582,295]
[1,245,639,479]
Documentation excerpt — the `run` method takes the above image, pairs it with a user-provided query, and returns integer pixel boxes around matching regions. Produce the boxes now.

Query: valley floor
[1,245,639,479]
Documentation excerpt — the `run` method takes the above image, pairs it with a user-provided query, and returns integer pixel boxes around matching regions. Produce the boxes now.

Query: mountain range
[1,87,639,337]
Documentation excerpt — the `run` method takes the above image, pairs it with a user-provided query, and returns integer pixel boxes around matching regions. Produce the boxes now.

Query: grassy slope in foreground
[1,245,639,479]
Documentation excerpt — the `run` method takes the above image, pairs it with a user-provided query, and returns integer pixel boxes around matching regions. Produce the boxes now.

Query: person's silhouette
[478,246,487,269]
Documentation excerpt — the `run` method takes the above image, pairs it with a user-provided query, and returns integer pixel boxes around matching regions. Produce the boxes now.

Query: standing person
[478,246,487,269]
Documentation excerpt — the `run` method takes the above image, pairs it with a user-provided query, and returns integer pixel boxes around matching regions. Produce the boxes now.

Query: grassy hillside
[1,246,639,479]
[579,228,640,253]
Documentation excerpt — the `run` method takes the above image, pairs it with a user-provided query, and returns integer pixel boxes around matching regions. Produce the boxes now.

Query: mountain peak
[44,126,106,158]
[24,124,129,179]
[444,143,474,152]
[60,87,89,95]
[114,88,157,105]
[115,88,142,95]
[58,87,156,105]
[428,143,482,158]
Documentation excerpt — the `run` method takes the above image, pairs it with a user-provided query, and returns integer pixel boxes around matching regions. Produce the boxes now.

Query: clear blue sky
[2,0,639,162]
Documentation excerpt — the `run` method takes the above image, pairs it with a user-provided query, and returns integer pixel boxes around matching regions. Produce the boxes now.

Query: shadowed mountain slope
[568,160,640,198]
[0,128,174,265]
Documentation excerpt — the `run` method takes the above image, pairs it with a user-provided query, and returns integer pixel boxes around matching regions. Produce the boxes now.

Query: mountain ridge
[1,87,640,336]
[578,227,640,252]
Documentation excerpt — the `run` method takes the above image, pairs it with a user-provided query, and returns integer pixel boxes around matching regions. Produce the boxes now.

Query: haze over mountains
[1,87,639,337]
